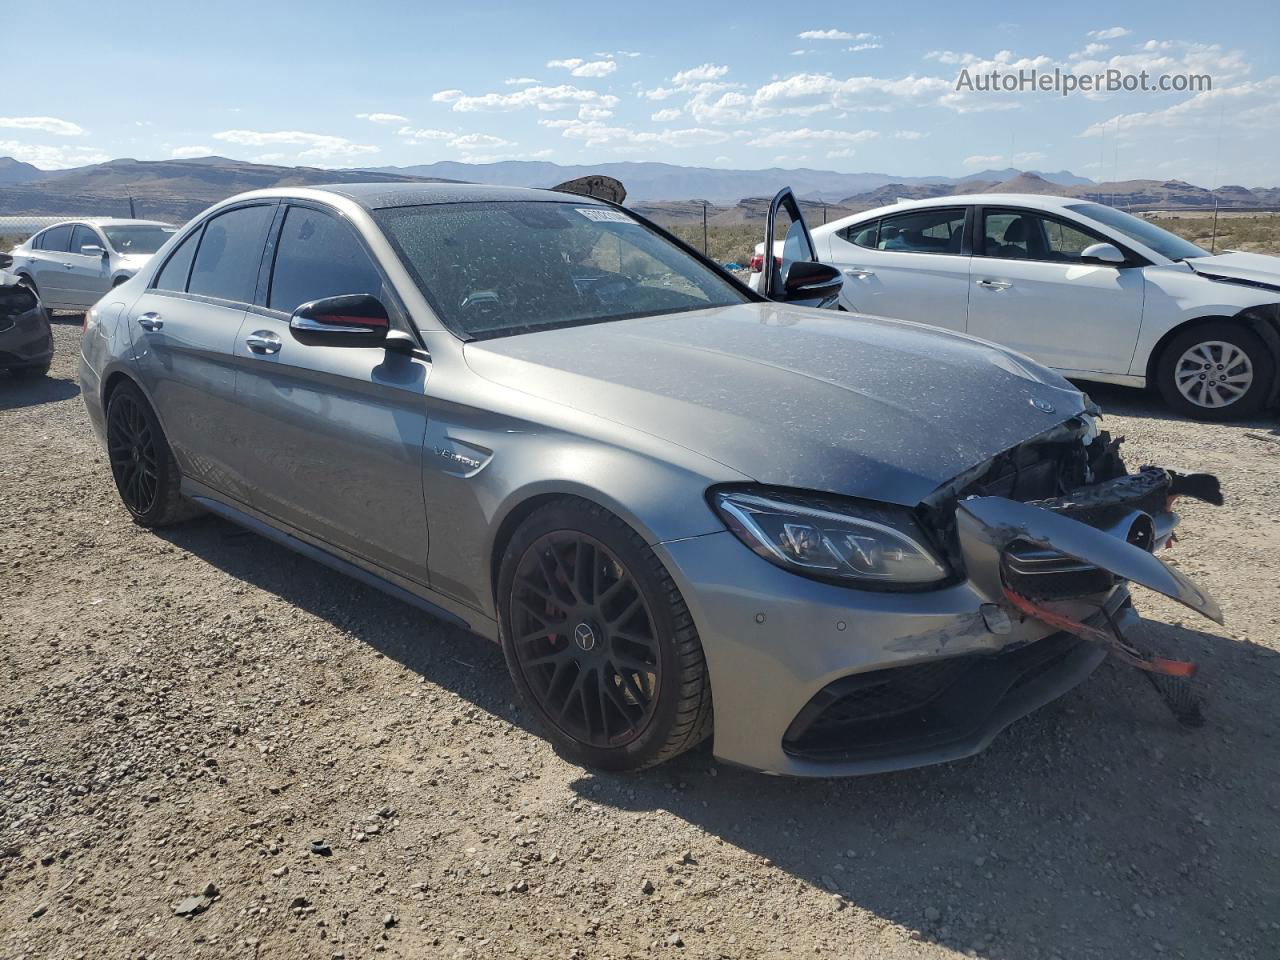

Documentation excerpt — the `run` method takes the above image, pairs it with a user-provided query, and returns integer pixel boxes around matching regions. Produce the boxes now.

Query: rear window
[40,225,72,253]
[187,205,274,303]
[374,201,748,340]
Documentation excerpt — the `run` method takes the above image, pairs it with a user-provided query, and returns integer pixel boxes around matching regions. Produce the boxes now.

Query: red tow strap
[1002,587,1197,678]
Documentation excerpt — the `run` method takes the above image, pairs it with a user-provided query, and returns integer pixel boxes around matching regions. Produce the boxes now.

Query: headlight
[711,488,950,587]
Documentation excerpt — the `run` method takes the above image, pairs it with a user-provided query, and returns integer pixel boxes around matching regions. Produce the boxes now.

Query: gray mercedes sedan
[80,183,1223,776]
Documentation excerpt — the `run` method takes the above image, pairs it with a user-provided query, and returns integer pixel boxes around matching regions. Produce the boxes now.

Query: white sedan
[750,193,1279,419]
[8,219,176,313]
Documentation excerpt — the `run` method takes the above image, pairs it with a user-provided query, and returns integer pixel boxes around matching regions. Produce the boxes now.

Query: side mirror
[1081,242,1126,265]
[80,244,106,258]
[289,293,390,347]
[0,253,12,270]
[778,259,843,304]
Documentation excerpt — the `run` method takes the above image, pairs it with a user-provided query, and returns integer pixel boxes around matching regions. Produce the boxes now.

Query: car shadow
[0,374,80,409]
[150,510,1278,958]
[47,310,87,326]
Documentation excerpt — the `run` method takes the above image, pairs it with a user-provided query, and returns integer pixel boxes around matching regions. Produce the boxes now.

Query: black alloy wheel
[107,388,160,516]
[497,497,712,771]
[509,531,662,748]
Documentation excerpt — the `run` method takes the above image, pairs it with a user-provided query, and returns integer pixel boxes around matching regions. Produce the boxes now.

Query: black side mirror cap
[289,293,391,347]
[778,260,843,305]
[0,253,12,270]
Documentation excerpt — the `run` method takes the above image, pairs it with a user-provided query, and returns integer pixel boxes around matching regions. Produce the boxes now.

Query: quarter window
[268,207,383,314]
[41,225,72,253]
[187,205,274,304]
[840,221,880,248]
[154,228,202,292]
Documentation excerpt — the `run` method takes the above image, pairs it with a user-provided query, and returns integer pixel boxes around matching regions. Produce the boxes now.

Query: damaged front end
[932,414,1224,723]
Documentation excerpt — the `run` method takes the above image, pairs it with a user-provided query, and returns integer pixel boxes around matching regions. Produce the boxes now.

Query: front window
[102,225,178,256]
[1066,203,1206,262]
[373,201,749,339]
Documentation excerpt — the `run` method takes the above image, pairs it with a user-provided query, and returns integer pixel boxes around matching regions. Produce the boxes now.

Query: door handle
[245,331,282,355]
[976,279,1012,290]
[137,312,163,331]
[843,267,875,278]
[63,262,76,269]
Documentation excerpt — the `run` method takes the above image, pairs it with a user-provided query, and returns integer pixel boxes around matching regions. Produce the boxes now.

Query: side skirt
[183,484,498,641]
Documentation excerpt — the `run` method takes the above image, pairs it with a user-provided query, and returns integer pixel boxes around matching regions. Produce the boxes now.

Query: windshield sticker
[576,208,636,224]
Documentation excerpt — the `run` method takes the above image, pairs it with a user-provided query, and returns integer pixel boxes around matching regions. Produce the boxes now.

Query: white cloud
[396,126,455,143]
[504,77,539,85]
[448,133,515,149]
[0,140,108,169]
[356,112,408,124]
[541,118,730,150]
[797,29,853,40]
[578,104,614,120]
[848,43,882,52]
[791,49,810,57]
[1080,76,1280,138]
[433,84,619,113]
[0,116,85,136]
[671,63,730,86]
[170,145,212,159]
[893,129,927,140]
[963,154,1006,168]
[1013,151,1048,165]
[547,57,617,78]
[595,50,641,58]
[651,108,682,121]
[396,127,518,151]
[1087,26,1130,40]
[211,129,379,162]
[747,127,880,148]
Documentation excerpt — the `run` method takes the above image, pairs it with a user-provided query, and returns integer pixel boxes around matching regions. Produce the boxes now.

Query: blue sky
[4,0,1278,185]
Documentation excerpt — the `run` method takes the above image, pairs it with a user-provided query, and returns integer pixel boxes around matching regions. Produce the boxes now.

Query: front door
[824,206,971,331]
[126,202,277,504]
[760,188,836,308]
[232,202,432,583]
[64,224,111,308]
[966,207,1144,374]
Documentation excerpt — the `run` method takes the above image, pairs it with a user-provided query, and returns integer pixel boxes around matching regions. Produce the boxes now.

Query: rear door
[30,224,74,307]
[966,207,1144,374]
[126,202,277,503]
[824,206,971,330]
[65,224,111,308]
[232,202,432,582]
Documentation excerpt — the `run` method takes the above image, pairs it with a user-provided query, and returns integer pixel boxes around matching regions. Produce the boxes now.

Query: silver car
[79,184,1224,776]
[9,218,176,311]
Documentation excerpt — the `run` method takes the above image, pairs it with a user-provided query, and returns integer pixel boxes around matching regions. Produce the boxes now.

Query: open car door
[760,187,842,308]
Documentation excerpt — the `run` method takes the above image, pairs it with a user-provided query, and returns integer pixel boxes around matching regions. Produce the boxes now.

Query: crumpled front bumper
[656,468,1221,777]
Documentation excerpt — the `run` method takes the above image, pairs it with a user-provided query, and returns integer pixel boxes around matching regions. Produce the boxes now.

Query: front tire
[105,382,198,527]
[1156,322,1274,420]
[497,498,712,771]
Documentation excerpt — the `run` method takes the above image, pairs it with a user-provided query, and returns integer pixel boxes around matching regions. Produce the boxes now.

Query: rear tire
[496,497,712,771]
[1156,322,1274,420]
[105,381,198,527]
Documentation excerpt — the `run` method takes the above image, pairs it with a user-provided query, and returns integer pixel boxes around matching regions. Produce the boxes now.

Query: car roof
[34,218,172,230]
[306,182,594,210]
[827,193,1089,226]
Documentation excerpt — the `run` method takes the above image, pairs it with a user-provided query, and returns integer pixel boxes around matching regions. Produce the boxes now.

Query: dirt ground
[2,318,1279,960]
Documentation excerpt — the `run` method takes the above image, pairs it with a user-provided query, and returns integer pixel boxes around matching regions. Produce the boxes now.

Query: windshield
[373,201,749,339]
[1066,203,1207,262]
[102,225,178,255]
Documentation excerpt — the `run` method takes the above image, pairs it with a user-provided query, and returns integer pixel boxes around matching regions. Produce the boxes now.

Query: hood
[464,303,1087,506]
[1184,251,1280,291]
[117,253,152,271]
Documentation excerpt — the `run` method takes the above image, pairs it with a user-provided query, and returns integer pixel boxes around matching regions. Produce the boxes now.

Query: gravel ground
[2,319,1279,960]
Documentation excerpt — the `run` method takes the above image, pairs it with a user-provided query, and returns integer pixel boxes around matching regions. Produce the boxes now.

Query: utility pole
[1210,199,1220,255]
[128,196,137,218]
[702,201,708,255]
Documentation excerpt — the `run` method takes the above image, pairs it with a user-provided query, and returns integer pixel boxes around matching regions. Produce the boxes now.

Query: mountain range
[1,156,1277,226]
